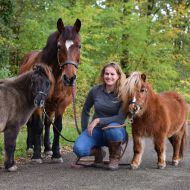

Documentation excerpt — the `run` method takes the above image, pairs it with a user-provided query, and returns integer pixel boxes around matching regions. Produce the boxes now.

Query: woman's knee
[73,142,91,157]
[104,123,127,142]
[73,130,95,157]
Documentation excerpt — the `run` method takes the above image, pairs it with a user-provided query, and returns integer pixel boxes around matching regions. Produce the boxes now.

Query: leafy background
[0,0,190,116]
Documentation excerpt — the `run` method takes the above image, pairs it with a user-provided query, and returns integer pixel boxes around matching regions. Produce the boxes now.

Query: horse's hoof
[157,163,166,169]
[31,158,43,164]
[26,148,33,155]
[7,165,18,172]
[51,157,63,163]
[44,151,53,157]
[130,164,139,170]
[172,160,179,166]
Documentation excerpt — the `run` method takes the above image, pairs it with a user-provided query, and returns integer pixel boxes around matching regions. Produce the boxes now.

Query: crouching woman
[73,62,128,170]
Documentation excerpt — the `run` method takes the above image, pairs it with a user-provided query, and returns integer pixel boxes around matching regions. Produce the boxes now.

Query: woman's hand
[87,118,100,136]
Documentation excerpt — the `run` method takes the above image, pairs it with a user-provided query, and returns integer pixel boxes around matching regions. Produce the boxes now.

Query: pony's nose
[129,103,137,112]
[34,97,45,108]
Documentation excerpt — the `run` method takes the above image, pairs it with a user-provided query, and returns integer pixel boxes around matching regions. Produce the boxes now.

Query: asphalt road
[1,136,190,190]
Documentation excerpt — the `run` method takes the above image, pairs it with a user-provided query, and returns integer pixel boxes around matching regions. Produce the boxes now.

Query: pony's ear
[125,73,130,78]
[141,73,146,82]
[57,18,64,33]
[33,64,43,74]
[74,19,81,33]
[32,64,38,71]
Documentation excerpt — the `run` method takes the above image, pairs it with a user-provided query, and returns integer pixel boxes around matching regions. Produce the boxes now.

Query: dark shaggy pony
[120,72,188,169]
[0,64,54,171]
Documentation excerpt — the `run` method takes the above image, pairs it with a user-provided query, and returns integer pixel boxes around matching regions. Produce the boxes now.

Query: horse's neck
[143,89,158,116]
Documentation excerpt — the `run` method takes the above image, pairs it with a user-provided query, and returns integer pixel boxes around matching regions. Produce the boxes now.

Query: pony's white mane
[120,71,143,106]
[125,71,143,96]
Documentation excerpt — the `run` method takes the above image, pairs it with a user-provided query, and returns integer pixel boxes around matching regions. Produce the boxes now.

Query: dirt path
[1,137,190,190]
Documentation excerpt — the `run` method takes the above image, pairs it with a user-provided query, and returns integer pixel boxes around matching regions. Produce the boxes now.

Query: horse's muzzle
[63,74,76,86]
[34,93,47,108]
[128,102,142,116]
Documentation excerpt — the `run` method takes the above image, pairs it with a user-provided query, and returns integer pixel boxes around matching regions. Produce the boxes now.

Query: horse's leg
[51,113,63,162]
[4,126,19,172]
[169,126,186,166]
[131,134,143,169]
[26,118,34,154]
[31,110,44,163]
[44,112,53,156]
[154,136,166,169]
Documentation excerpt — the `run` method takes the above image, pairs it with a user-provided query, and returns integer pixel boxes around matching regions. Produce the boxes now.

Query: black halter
[57,51,78,86]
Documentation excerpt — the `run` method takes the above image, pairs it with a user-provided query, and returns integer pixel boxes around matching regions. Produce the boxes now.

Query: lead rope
[43,109,75,143]
[72,83,81,135]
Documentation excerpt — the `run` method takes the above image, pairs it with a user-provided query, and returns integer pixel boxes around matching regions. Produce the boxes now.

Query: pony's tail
[179,121,188,159]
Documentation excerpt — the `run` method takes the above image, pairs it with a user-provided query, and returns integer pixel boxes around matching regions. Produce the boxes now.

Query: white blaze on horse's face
[132,96,136,103]
[65,40,74,51]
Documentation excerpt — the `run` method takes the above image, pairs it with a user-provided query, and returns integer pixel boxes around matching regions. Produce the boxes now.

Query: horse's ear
[74,19,81,33]
[32,64,37,71]
[57,18,64,33]
[125,73,130,78]
[33,64,43,73]
[141,73,146,82]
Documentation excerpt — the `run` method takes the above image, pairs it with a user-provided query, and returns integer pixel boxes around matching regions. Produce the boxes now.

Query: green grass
[0,118,132,165]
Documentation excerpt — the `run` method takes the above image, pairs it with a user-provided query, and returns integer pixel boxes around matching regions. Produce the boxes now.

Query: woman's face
[103,66,119,87]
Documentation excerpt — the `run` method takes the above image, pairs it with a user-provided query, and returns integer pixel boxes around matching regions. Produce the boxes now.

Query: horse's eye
[57,42,62,50]
[140,88,146,93]
[46,81,50,88]
[78,44,81,49]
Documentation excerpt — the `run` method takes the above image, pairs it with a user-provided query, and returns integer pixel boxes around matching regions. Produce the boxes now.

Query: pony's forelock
[121,72,143,107]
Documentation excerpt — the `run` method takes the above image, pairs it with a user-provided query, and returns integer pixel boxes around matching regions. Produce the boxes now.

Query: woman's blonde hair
[100,62,126,97]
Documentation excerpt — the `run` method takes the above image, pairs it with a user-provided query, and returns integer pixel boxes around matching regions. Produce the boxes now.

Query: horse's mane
[4,64,54,99]
[120,72,144,106]
[35,63,55,98]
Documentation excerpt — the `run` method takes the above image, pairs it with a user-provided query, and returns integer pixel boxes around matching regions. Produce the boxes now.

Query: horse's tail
[179,121,188,159]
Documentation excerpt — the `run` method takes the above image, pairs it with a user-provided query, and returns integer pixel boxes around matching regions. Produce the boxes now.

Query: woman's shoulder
[90,84,103,92]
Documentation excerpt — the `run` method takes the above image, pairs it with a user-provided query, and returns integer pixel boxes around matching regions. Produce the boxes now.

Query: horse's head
[121,72,149,118]
[56,18,81,86]
[31,64,54,108]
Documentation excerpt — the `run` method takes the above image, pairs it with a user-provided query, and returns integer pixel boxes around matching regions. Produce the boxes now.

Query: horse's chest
[46,86,72,112]
[133,121,153,137]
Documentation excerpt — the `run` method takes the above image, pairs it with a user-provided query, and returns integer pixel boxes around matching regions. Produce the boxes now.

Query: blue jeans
[73,123,128,157]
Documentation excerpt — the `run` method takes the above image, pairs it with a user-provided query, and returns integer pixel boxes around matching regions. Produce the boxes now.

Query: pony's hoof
[31,158,43,164]
[44,151,53,157]
[157,163,166,169]
[7,165,18,172]
[130,164,139,170]
[51,157,63,163]
[172,160,179,166]
[26,148,33,155]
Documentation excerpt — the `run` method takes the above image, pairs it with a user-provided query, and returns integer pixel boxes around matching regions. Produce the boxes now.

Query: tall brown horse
[120,72,188,169]
[19,18,81,163]
[0,64,54,171]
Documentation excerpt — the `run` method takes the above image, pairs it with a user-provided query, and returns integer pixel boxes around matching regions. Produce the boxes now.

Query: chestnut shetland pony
[120,72,188,169]
[19,18,81,163]
[0,64,54,171]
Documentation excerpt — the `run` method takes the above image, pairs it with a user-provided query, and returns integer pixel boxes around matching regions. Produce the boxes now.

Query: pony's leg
[131,135,143,169]
[51,114,63,162]
[26,119,34,154]
[169,126,186,166]
[31,111,44,163]
[4,126,19,172]
[44,112,53,156]
[154,137,166,169]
